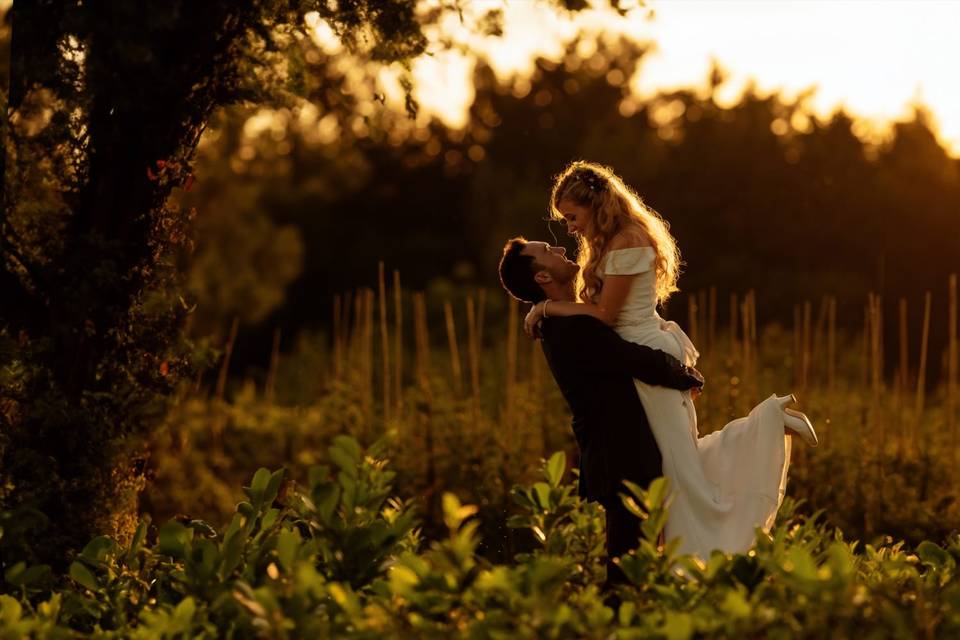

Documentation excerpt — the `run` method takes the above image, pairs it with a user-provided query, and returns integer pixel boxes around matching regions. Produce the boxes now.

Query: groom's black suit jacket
[539,315,701,502]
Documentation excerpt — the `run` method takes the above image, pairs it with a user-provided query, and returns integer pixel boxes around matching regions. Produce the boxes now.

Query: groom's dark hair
[498,237,547,304]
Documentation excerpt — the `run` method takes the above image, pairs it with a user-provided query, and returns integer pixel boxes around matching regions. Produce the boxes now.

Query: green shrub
[3,436,960,638]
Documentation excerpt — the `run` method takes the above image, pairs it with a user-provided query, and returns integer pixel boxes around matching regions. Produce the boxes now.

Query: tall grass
[150,270,960,553]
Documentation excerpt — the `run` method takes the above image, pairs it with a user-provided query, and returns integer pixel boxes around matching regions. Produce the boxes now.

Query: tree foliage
[0,0,602,569]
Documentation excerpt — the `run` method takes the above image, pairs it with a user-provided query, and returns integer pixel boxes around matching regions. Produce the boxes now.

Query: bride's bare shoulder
[608,228,651,250]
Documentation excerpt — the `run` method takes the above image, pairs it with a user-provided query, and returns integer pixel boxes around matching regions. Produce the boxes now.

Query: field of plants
[149,269,960,547]
[4,270,960,637]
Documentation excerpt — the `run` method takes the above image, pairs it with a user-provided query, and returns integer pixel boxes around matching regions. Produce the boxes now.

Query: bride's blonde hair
[550,160,681,305]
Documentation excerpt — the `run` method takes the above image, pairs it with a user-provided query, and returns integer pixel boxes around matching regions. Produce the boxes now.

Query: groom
[498,237,703,587]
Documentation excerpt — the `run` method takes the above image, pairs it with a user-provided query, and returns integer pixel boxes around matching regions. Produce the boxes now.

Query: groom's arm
[562,317,703,390]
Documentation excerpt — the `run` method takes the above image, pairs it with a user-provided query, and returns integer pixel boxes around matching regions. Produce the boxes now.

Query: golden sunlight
[382,0,960,154]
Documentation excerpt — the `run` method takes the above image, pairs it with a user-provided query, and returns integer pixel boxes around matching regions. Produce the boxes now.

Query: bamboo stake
[477,289,487,357]
[466,296,481,421]
[530,335,545,455]
[342,289,353,373]
[741,297,751,384]
[802,300,812,396]
[870,294,883,451]
[730,292,739,356]
[215,316,240,402]
[393,269,403,417]
[413,292,431,391]
[898,298,909,396]
[688,293,699,348]
[443,300,463,396]
[914,291,932,455]
[793,304,802,388]
[698,289,708,352]
[333,295,342,380]
[860,303,870,393]
[949,274,957,453]
[213,316,240,454]
[878,295,885,391]
[353,290,364,382]
[708,286,717,354]
[265,327,281,405]
[505,296,519,429]
[813,295,829,385]
[378,262,391,423]
[896,297,908,456]
[827,296,836,396]
[364,289,375,433]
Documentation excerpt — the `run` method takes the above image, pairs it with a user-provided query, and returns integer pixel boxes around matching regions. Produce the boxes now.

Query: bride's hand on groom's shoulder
[523,302,545,339]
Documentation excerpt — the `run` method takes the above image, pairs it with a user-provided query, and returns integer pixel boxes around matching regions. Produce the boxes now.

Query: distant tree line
[186,40,959,375]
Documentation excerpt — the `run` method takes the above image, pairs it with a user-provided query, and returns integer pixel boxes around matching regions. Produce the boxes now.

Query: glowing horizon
[363,0,960,156]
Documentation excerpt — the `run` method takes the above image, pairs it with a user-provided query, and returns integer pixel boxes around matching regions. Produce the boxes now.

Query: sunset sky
[392,0,960,155]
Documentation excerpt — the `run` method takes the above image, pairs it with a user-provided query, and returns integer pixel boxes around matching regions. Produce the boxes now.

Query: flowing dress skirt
[620,318,792,559]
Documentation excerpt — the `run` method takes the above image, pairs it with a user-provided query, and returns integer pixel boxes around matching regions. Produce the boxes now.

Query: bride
[523,161,818,559]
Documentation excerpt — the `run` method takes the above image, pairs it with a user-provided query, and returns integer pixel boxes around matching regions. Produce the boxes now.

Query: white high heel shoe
[776,394,797,410]
[776,394,819,447]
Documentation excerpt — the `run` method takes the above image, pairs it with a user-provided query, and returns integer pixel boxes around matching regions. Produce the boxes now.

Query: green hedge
[3,436,960,638]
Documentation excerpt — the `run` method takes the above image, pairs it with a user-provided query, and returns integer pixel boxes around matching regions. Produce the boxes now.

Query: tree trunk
[1,0,244,569]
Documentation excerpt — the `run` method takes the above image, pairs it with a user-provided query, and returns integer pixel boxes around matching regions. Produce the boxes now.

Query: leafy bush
[3,436,960,638]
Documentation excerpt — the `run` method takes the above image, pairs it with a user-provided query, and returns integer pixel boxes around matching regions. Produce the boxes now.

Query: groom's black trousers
[599,492,642,588]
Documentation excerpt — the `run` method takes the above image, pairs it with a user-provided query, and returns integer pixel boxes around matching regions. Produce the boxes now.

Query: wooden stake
[531,335,546,455]
[793,304,802,388]
[378,262,391,423]
[698,289,708,352]
[342,289,353,371]
[914,291,932,455]
[443,300,463,396]
[813,295,829,384]
[265,328,281,405]
[333,294,343,380]
[466,296,481,416]
[215,316,240,403]
[949,274,957,452]
[364,289,375,429]
[741,297,751,381]
[730,292,739,356]
[802,300,812,396]
[505,296,519,428]
[870,294,883,450]
[898,297,909,395]
[213,316,240,454]
[477,289,487,357]
[688,293,699,347]
[353,290,364,381]
[860,303,870,393]
[393,269,403,417]
[895,297,907,456]
[413,293,431,391]
[827,296,836,395]
[708,286,717,354]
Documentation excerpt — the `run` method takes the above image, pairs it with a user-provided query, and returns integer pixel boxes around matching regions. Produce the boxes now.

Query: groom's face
[521,241,579,285]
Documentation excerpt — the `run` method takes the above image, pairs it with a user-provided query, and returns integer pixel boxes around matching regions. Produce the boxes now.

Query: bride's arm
[523,274,634,336]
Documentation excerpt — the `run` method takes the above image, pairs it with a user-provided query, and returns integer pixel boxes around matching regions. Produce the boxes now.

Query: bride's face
[556,199,593,237]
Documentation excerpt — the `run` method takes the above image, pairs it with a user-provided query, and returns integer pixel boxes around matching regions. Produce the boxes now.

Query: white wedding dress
[600,246,791,559]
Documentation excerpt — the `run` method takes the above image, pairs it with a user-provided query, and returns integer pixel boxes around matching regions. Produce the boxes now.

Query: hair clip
[577,170,605,193]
